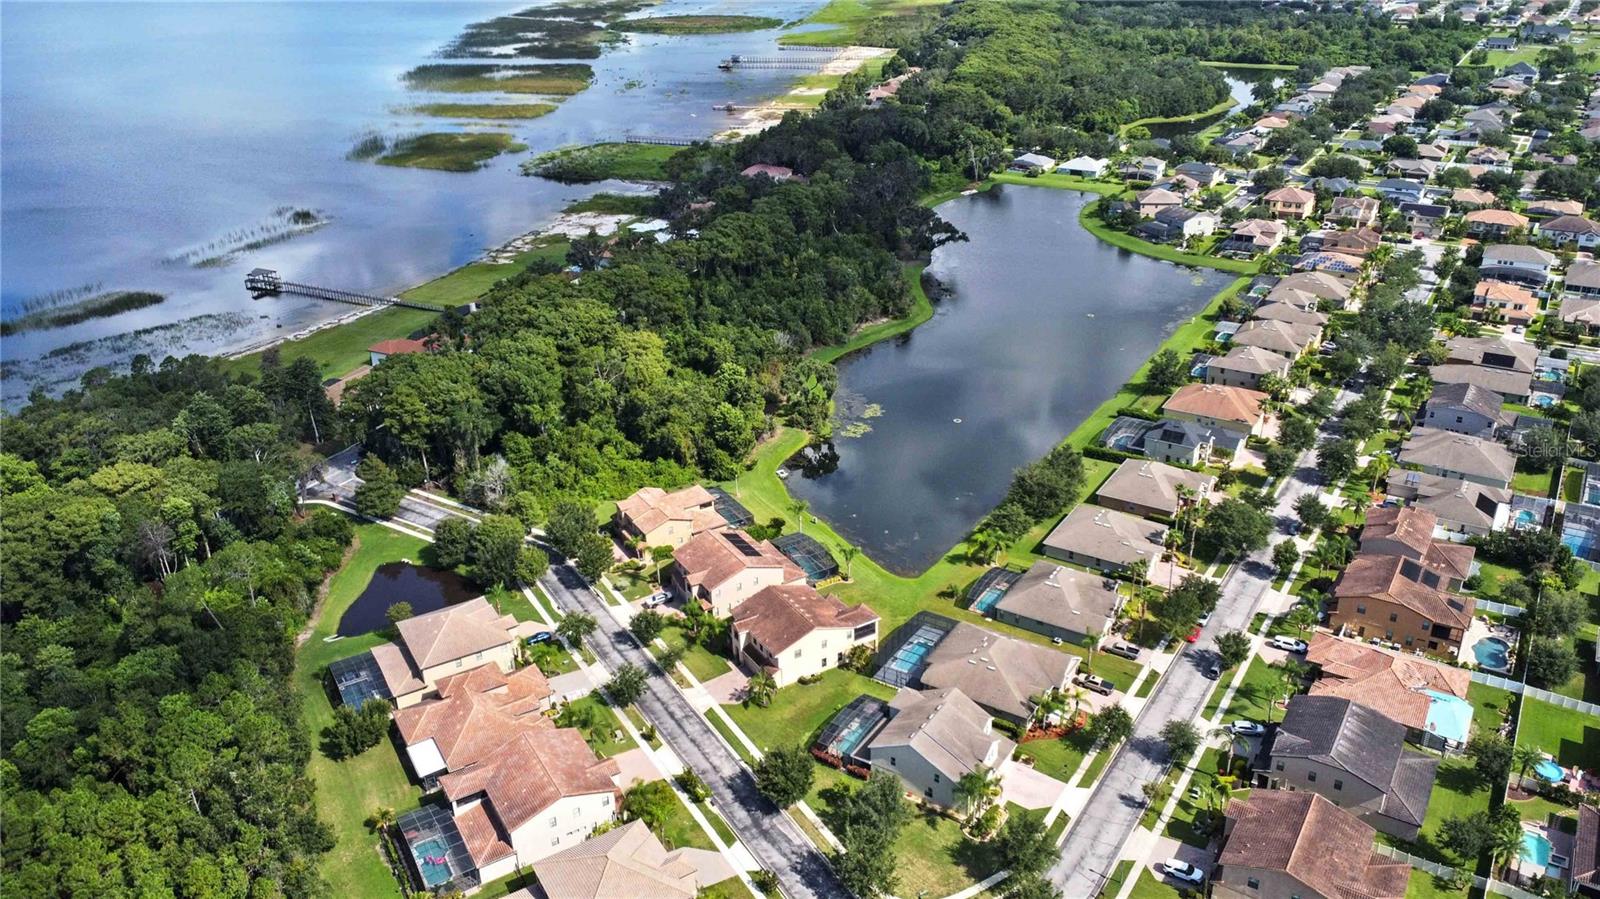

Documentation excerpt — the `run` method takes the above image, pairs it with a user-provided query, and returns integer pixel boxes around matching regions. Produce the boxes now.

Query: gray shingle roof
[1271,695,1438,826]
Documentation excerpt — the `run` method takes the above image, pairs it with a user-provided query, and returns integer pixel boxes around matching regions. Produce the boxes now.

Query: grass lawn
[615,14,782,33]
[651,787,718,852]
[706,711,757,766]
[777,0,944,45]
[699,878,761,899]
[722,668,895,750]
[1408,758,1493,865]
[1563,467,1585,503]
[1016,732,1092,784]
[296,524,431,899]
[992,170,1121,196]
[1467,682,1514,738]
[655,624,732,683]
[1211,655,1292,725]
[1407,869,1469,899]
[1122,96,1238,136]
[1508,793,1582,830]
[1078,201,1259,274]
[406,102,556,119]
[560,694,636,759]
[525,142,680,182]
[1510,467,1557,498]
[1517,696,1600,770]
[1129,869,1182,899]
[1469,559,1527,600]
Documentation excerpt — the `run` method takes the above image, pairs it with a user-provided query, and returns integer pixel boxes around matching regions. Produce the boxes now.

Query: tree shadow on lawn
[1554,719,1600,770]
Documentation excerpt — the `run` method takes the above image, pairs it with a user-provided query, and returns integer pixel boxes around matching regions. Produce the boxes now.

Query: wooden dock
[245,268,444,313]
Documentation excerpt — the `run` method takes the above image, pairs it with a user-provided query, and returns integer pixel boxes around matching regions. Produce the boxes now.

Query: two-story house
[728,584,879,687]
[360,598,540,709]
[1421,382,1515,438]
[865,688,1015,808]
[1213,791,1410,899]
[1479,243,1557,286]
[613,485,723,553]
[1265,186,1316,219]
[669,529,807,616]
[1330,550,1475,656]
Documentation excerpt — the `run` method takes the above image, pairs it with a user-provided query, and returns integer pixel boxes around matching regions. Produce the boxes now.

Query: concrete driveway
[999,758,1070,810]
[702,669,751,705]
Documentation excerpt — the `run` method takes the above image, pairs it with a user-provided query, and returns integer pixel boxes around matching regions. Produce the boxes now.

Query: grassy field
[777,0,944,46]
[1517,696,1600,770]
[1017,731,1092,784]
[656,623,732,683]
[405,103,556,120]
[722,668,896,749]
[1208,655,1291,724]
[1122,97,1237,137]
[1200,60,1297,71]
[616,14,782,33]
[402,63,593,95]
[524,142,680,182]
[1409,758,1493,865]
[376,132,526,173]
[1467,682,1514,737]
[1407,869,1468,899]
[296,524,431,899]
[1078,201,1259,274]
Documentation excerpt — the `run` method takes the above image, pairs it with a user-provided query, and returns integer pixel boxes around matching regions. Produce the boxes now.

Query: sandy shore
[718,45,894,139]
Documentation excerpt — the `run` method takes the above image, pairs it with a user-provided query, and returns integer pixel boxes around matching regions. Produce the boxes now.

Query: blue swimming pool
[1523,831,1553,866]
[1515,509,1538,527]
[972,585,1007,614]
[1532,394,1556,408]
[1472,637,1510,671]
[1536,758,1565,783]
[833,717,873,756]
[888,639,933,673]
[411,837,453,888]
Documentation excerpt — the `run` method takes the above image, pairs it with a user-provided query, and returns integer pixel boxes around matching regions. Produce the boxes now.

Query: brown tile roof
[1267,186,1316,204]
[1474,279,1534,305]
[370,640,426,696]
[672,529,804,593]
[1163,383,1268,426]
[1333,552,1474,630]
[1465,208,1530,229]
[1219,791,1410,899]
[395,597,521,670]
[615,485,721,538]
[1233,319,1319,355]
[1575,804,1599,888]
[530,820,698,899]
[1306,633,1471,732]
[1272,272,1353,303]
[1361,506,1475,583]
[439,727,620,834]
[1211,345,1293,377]
[393,664,553,771]
[456,801,515,868]
[370,337,429,356]
[730,584,878,654]
[1451,188,1497,207]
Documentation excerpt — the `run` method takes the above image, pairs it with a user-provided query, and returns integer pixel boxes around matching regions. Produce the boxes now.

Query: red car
[1185,626,1202,643]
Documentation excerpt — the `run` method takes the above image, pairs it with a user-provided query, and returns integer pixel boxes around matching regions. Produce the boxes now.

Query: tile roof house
[1572,804,1599,897]
[370,338,430,366]
[1295,250,1366,278]
[1214,791,1410,899]
[1399,202,1449,238]
[1232,319,1322,358]
[1041,504,1168,574]
[614,485,723,553]
[1162,383,1271,437]
[1269,272,1353,307]
[1322,227,1383,256]
[1466,145,1511,165]
[1058,155,1109,178]
[1096,459,1216,518]
[918,622,1079,723]
[1330,196,1381,227]
[1306,633,1473,749]
[1254,695,1440,840]
[1527,198,1586,217]
[1331,550,1475,656]
[1427,364,1533,403]
[1122,156,1167,181]
[394,664,555,782]
[368,598,539,709]
[1398,427,1515,489]
[1174,162,1224,187]
[1009,152,1056,173]
[527,820,710,899]
[1265,186,1316,220]
[1565,259,1600,297]
[866,687,1015,807]
[1561,296,1600,334]
[989,561,1123,643]
[1451,188,1498,209]
[1134,188,1184,218]
[1443,334,1539,373]
[1207,345,1292,391]
[1470,279,1536,325]
[1222,219,1289,256]
[668,529,806,616]
[741,163,801,182]
[1359,505,1475,590]
[1480,243,1557,286]
[1422,381,1515,438]
[1249,301,1328,329]
[1536,214,1600,248]
[728,584,879,687]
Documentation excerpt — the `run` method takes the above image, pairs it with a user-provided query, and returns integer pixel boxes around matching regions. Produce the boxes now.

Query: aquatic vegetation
[440,1,649,60]
[405,102,557,120]
[0,290,167,336]
[862,403,883,418]
[162,206,327,268]
[13,282,105,315]
[839,421,874,438]
[563,193,658,215]
[615,15,783,34]
[376,132,528,173]
[523,142,681,183]
[346,132,388,160]
[402,63,594,95]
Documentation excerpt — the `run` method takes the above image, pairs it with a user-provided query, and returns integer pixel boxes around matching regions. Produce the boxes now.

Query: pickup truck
[1074,673,1116,696]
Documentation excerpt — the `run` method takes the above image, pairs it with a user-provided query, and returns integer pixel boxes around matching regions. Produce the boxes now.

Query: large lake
[0,0,825,402]
[785,185,1231,575]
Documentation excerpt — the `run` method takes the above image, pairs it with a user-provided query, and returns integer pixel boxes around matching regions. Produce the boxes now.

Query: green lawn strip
[615,14,782,33]
[1517,696,1600,770]
[1466,682,1513,737]
[1508,793,1581,831]
[405,103,556,119]
[1080,748,1115,786]
[297,524,431,898]
[699,877,761,899]
[1134,671,1159,698]
[1015,732,1092,784]
[698,803,740,847]
[525,142,680,182]
[621,704,661,748]
[1403,758,1493,865]
[1130,869,1183,899]
[376,132,527,173]
[991,170,1121,195]
[811,262,933,364]
[527,640,581,676]
[1103,860,1139,898]
[1078,202,1259,274]
[655,624,732,682]
[1406,868,1469,899]
[1121,97,1237,136]
[561,694,635,759]
[777,0,944,46]
[1564,467,1585,502]
[1510,467,1557,498]
[705,710,757,766]
[401,241,570,308]
[1215,655,1287,725]
[722,668,895,750]
[653,788,718,852]
[1551,637,1598,701]
[484,584,544,625]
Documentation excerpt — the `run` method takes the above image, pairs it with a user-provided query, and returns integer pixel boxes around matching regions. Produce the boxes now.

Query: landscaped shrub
[321,699,393,760]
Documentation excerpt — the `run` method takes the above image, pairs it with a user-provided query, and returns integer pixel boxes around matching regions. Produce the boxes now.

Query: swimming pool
[833,717,874,757]
[1514,509,1538,527]
[972,585,1007,614]
[1536,758,1565,783]
[887,639,933,674]
[1523,830,1553,866]
[1532,394,1556,408]
[1472,637,1510,671]
[411,837,453,888]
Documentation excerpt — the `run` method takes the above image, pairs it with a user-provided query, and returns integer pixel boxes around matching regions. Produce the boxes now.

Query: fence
[1369,845,1545,899]
[1467,671,1600,717]
[1474,599,1526,617]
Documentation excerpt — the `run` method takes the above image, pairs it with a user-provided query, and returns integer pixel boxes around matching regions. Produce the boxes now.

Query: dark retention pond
[784,185,1230,575]
[336,562,477,637]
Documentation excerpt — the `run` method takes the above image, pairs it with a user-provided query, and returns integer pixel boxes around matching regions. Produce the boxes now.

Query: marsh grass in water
[163,206,328,268]
[563,193,658,215]
[615,15,783,34]
[402,63,593,95]
[376,132,528,172]
[0,291,167,336]
[440,1,649,60]
[405,102,557,120]
[523,142,680,183]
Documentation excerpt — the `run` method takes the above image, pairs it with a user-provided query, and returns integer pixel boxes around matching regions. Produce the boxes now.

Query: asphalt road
[538,562,852,899]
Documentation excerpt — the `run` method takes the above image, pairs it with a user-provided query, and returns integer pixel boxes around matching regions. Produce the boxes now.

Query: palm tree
[955,765,1003,824]
[1285,604,1319,639]
[1488,811,1526,875]
[840,545,859,580]
[1066,686,1088,721]
[969,528,1006,565]
[366,806,396,833]
[747,670,777,708]
[1212,725,1244,772]
[1198,776,1231,816]
[1512,744,1543,783]
[789,499,809,534]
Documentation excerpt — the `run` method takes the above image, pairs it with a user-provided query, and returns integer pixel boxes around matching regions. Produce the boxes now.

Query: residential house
[527,820,714,899]
[1471,279,1537,325]
[1479,243,1557,286]
[1231,319,1321,358]
[668,529,806,616]
[1158,174,1202,198]
[1305,634,1474,751]
[1207,345,1293,391]
[613,485,722,553]
[1174,162,1224,187]
[1398,201,1449,238]
[1295,251,1365,278]
[1522,22,1571,41]
[1213,791,1410,899]
[1137,208,1217,245]
[865,688,1015,808]
[1134,188,1184,218]
[1375,178,1426,202]
[1255,114,1292,130]
[740,164,800,182]
[1269,272,1353,307]
[1009,152,1056,173]
[1331,548,1476,658]
[1218,130,1267,158]
[1388,158,1439,181]
[1122,156,1166,181]
[1162,383,1271,438]
[1323,227,1383,256]
[1398,426,1516,489]
[1571,805,1599,898]
[1141,418,1229,466]
[1251,300,1328,329]
[1451,187,1497,209]
[1330,196,1381,227]
[1253,695,1439,840]
[370,338,429,367]
[1041,504,1167,573]
[393,664,554,785]
[1265,186,1316,220]
[1415,142,1449,161]
[864,67,920,106]
[1221,219,1288,256]
[1096,459,1215,518]
[1466,145,1511,166]
[1527,198,1586,218]
[1428,363,1533,403]
[1484,35,1518,50]
[728,584,879,687]
[1443,334,1539,373]
[1561,296,1600,334]
[1058,155,1108,178]
[1536,214,1600,248]
[365,598,539,709]
[1464,208,1529,238]
[918,621,1078,724]
[1565,260,1600,297]
[1422,381,1515,438]
[1359,505,1475,592]
[989,561,1122,644]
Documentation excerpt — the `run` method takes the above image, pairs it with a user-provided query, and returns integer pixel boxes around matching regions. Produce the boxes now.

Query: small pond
[336,561,478,637]
[1145,69,1285,139]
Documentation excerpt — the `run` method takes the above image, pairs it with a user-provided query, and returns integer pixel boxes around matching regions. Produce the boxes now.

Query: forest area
[0,3,1481,896]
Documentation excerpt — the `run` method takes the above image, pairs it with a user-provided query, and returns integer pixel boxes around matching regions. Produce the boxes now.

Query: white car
[1268,635,1308,653]
[1161,860,1206,885]
[1229,721,1266,737]
[642,591,671,608]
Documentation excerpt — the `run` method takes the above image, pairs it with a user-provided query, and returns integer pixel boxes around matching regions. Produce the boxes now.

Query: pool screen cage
[396,803,477,894]
[1562,501,1600,566]
[871,611,957,689]
[966,567,1021,606]
[773,532,839,582]
[812,694,891,768]
[328,651,392,710]
[707,487,755,529]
